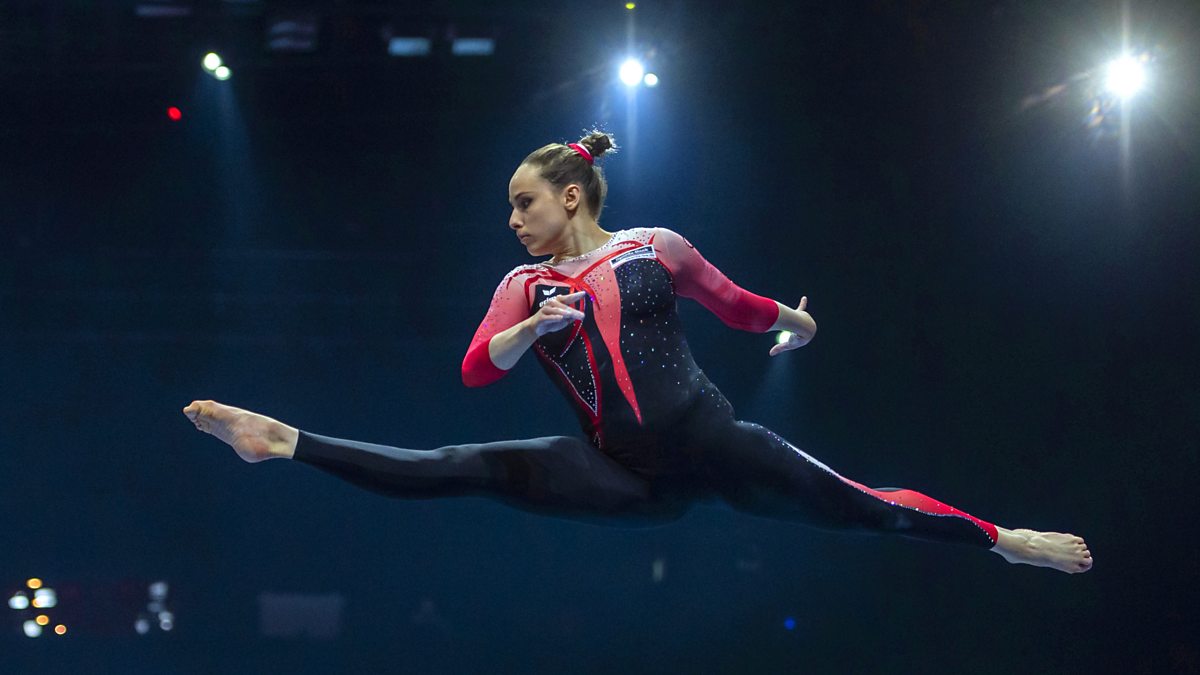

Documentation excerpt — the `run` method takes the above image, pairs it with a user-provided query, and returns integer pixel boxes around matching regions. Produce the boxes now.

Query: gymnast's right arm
[461,271,586,387]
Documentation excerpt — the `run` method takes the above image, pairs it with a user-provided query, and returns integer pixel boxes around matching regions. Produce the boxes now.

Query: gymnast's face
[508,163,583,257]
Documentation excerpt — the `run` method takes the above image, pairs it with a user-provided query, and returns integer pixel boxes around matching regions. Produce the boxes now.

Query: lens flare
[1105,55,1145,99]
[619,59,645,87]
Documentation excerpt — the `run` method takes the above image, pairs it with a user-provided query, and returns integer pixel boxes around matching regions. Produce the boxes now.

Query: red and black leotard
[293,227,999,548]
[463,227,779,474]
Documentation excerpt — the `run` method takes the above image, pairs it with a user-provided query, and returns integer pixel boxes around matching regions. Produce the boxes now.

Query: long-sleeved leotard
[295,227,999,547]
[462,227,779,473]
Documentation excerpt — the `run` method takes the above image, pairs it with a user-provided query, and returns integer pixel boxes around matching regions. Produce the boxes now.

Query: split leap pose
[185,132,1091,573]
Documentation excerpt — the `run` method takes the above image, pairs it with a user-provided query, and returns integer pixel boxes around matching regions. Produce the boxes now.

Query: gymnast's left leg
[698,420,1093,574]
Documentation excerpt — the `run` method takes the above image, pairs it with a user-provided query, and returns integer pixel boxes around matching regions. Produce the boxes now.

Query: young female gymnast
[184,131,1092,573]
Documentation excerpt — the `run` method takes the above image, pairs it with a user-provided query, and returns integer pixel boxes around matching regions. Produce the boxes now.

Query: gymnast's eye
[520,197,532,209]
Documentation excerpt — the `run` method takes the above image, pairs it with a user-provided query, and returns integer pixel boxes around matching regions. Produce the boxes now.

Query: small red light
[167,107,183,121]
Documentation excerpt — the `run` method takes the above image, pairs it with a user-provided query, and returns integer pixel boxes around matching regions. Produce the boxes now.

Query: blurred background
[1,0,1197,672]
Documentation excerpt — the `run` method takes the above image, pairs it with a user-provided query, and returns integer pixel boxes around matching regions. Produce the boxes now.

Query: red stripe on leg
[840,477,999,545]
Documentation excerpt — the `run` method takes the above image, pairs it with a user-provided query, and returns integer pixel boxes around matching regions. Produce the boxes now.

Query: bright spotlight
[1105,55,1145,99]
[619,59,645,87]
[23,620,42,638]
[643,73,659,87]
[202,53,222,72]
[214,66,231,81]
[776,331,793,345]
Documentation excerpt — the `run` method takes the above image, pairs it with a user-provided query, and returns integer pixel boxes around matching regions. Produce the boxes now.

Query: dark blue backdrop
[2,1,1197,672]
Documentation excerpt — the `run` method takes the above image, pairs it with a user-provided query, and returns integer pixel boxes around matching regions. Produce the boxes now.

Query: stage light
[626,2,636,8]
[34,589,57,608]
[202,53,222,72]
[23,621,42,638]
[36,615,49,626]
[9,593,29,610]
[776,331,793,345]
[451,38,494,56]
[643,73,659,87]
[27,579,42,590]
[388,37,431,57]
[1105,54,1146,99]
[167,106,182,121]
[619,59,645,87]
[784,617,796,630]
[214,66,231,81]
[54,625,66,635]
[135,618,150,634]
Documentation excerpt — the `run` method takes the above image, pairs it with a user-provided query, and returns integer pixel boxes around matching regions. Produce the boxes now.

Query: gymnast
[184,131,1092,573]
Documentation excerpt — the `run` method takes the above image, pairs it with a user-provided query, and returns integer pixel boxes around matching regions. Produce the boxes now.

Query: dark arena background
[2,1,1198,673]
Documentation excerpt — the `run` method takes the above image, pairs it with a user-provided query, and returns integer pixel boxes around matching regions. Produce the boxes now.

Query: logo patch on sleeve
[608,245,658,270]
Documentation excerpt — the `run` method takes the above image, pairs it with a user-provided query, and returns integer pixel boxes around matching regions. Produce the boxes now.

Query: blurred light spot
[784,617,796,630]
[652,557,666,583]
[619,59,645,87]
[150,581,169,600]
[23,621,42,638]
[388,37,431,57]
[27,579,42,590]
[202,53,222,72]
[9,593,30,610]
[135,618,150,635]
[161,618,174,631]
[36,615,50,626]
[626,2,636,8]
[167,106,182,121]
[1106,55,1146,99]
[214,66,231,81]
[643,73,659,87]
[776,331,793,345]
[55,624,67,635]
[451,38,494,56]
[35,589,57,608]
[136,4,192,18]
[266,13,318,53]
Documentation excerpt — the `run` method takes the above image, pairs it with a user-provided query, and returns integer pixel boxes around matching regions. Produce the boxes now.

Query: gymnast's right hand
[528,290,588,336]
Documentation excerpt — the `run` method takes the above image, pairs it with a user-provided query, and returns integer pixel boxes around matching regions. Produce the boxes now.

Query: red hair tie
[568,142,594,165]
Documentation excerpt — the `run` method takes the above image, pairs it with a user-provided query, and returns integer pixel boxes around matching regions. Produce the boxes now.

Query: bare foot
[183,400,298,463]
[992,526,1093,573]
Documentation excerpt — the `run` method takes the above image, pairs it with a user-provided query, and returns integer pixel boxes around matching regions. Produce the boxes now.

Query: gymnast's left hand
[768,296,815,356]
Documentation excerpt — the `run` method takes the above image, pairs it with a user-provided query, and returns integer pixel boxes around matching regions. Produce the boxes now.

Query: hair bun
[578,130,617,159]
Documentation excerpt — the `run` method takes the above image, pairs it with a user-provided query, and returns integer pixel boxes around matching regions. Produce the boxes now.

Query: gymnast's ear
[562,183,583,212]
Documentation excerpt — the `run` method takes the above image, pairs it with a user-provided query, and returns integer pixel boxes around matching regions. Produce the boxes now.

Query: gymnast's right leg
[182,400,687,527]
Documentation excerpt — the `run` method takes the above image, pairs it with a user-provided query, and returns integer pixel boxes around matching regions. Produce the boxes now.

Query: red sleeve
[462,268,533,387]
[653,228,779,332]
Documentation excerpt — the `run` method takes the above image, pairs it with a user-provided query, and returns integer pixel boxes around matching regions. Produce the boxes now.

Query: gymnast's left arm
[653,227,816,354]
